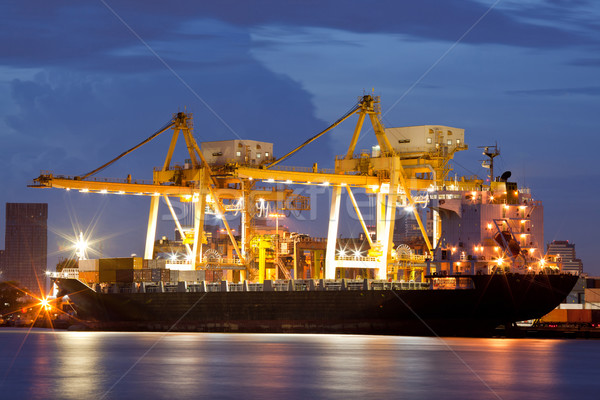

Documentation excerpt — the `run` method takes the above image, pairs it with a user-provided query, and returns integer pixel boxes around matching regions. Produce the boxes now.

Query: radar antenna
[478,144,500,184]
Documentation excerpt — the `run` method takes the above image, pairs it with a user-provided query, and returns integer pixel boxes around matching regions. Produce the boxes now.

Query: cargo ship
[52,273,577,336]
[35,95,578,335]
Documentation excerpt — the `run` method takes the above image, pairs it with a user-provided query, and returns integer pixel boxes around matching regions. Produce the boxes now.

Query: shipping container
[151,269,161,282]
[116,269,134,283]
[540,309,568,323]
[178,270,205,282]
[133,269,152,282]
[78,271,99,284]
[142,269,152,281]
[133,270,143,282]
[169,269,179,282]
[145,259,167,269]
[567,309,592,323]
[151,268,170,282]
[78,259,99,272]
[99,257,142,271]
[585,278,596,289]
[99,269,117,283]
[585,288,600,303]
[205,270,224,282]
[162,269,170,281]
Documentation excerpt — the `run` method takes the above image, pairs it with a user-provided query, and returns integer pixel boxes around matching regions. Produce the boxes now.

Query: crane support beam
[345,186,373,248]
[163,195,192,256]
[345,112,366,159]
[30,175,307,205]
[235,167,381,187]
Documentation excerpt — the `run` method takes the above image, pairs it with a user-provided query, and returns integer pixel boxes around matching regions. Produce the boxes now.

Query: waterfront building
[2,203,48,296]
[547,240,583,275]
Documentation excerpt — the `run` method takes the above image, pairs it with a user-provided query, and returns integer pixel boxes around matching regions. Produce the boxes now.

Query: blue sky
[1,0,599,274]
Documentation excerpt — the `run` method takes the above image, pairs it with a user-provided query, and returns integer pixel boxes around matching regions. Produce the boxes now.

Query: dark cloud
[1,1,596,74]
[506,86,600,97]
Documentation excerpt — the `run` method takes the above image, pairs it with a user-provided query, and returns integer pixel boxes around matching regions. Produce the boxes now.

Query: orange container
[540,309,568,323]
[567,309,592,323]
[78,271,99,284]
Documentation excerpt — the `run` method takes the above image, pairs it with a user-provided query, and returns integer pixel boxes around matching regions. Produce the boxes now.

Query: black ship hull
[55,274,578,336]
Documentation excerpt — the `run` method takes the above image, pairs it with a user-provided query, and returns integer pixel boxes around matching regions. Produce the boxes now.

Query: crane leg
[144,196,160,260]
[325,185,342,280]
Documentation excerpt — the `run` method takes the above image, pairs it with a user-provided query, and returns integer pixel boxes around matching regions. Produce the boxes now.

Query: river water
[0,328,598,399]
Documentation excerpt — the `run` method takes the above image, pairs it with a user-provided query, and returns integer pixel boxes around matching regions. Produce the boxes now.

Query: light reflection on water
[0,329,598,400]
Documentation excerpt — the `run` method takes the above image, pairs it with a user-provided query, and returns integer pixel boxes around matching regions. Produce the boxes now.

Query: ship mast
[480,144,499,189]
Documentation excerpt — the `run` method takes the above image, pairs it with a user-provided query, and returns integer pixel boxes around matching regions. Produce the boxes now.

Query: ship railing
[247,283,264,292]
[370,280,430,290]
[164,285,179,292]
[206,283,222,292]
[292,280,313,291]
[346,280,368,291]
[335,256,379,262]
[102,279,432,293]
[228,283,245,292]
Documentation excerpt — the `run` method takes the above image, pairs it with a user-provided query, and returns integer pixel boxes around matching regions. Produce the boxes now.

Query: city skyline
[1,1,599,274]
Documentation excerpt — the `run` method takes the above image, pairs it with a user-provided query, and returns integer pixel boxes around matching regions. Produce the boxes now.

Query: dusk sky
[1,1,599,274]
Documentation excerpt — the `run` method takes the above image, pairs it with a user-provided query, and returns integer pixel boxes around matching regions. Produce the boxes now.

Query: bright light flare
[39,298,51,311]
[74,232,88,260]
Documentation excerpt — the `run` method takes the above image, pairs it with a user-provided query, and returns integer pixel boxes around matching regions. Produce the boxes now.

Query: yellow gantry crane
[31,94,472,281]
[230,95,471,279]
[31,112,308,276]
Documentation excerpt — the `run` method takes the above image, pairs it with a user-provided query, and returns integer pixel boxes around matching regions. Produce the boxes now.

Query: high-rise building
[2,203,48,296]
[547,240,583,275]
[0,249,5,274]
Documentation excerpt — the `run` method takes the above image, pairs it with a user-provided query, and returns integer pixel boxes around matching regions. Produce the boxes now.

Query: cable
[265,101,361,169]
[452,159,482,178]
[78,119,175,179]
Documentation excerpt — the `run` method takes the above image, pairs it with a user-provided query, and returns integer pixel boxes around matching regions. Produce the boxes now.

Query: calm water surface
[0,328,598,399]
